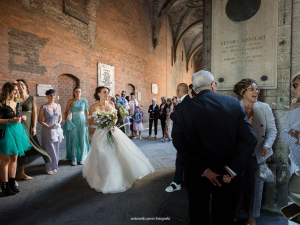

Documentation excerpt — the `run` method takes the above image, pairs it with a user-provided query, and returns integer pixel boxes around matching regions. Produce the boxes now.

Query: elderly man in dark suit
[171,70,258,225]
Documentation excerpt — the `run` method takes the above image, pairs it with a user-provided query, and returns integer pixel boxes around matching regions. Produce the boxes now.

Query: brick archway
[50,63,85,124]
[51,64,84,81]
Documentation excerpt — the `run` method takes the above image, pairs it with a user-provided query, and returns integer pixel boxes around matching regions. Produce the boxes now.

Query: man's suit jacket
[171,90,258,179]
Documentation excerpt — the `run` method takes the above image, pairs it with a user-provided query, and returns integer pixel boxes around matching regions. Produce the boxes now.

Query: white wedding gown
[82,126,155,194]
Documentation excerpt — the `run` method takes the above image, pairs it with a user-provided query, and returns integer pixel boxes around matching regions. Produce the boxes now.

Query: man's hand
[222,174,232,183]
[203,169,221,186]
[222,166,235,184]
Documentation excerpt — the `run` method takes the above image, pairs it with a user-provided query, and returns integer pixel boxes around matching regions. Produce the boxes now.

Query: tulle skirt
[133,122,144,131]
[0,122,32,156]
[82,127,155,194]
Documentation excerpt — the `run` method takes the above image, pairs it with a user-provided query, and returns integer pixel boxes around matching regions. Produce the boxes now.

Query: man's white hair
[192,70,215,92]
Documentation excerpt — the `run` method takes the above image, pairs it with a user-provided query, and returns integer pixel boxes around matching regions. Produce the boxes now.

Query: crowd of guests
[0,72,299,225]
[165,71,300,225]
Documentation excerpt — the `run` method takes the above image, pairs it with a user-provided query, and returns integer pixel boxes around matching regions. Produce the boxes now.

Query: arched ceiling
[144,0,203,68]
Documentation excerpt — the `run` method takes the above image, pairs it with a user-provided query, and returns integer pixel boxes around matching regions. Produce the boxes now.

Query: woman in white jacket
[233,79,277,225]
[280,74,300,225]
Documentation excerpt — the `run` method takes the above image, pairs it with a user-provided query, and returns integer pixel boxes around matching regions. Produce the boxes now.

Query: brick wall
[0,0,196,131]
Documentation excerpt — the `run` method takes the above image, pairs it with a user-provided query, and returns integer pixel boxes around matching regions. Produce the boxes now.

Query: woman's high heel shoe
[1,182,16,196]
[46,170,53,175]
[9,178,20,193]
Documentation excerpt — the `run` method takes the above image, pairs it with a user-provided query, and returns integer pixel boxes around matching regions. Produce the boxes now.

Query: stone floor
[0,126,288,225]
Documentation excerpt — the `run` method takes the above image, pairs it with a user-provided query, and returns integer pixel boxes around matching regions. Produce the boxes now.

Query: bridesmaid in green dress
[16,79,51,180]
[63,87,90,166]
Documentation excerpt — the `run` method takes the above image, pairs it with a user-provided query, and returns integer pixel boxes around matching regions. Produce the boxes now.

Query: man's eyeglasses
[293,82,299,89]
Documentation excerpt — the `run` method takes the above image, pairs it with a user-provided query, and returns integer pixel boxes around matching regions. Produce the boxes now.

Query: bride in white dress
[82,86,155,194]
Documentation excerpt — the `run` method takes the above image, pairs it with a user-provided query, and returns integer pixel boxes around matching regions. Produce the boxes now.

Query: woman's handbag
[0,124,6,138]
[254,163,274,182]
[281,169,300,224]
[119,106,128,118]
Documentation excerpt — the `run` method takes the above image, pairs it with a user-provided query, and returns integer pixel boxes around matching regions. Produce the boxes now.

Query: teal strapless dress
[0,103,31,156]
[63,99,90,163]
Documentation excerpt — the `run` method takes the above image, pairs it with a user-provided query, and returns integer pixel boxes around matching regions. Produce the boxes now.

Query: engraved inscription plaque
[212,0,278,90]
[98,63,115,97]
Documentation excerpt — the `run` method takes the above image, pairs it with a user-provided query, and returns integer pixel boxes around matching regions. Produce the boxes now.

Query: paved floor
[0,126,288,225]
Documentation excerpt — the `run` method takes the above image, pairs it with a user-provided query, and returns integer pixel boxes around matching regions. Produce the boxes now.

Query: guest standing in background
[164,98,173,142]
[132,106,143,139]
[38,89,62,175]
[159,97,167,139]
[172,98,178,106]
[188,84,197,98]
[116,93,126,107]
[0,82,31,196]
[63,87,89,166]
[147,98,159,139]
[118,91,130,135]
[15,79,51,180]
[280,74,300,225]
[233,79,277,225]
[165,83,188,193]
[128,92,138,138]
[111,97,125,132]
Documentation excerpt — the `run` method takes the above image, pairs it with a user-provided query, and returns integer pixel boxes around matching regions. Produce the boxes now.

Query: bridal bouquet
[91,107,118,146]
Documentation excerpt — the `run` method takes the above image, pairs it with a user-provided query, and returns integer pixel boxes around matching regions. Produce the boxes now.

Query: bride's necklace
[96,101,108,111]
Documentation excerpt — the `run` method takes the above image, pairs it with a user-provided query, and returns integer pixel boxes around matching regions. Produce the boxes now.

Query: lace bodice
[0,102,22,119]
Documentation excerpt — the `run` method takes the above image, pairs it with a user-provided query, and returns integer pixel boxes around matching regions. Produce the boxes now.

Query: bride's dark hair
[94,86,110,101]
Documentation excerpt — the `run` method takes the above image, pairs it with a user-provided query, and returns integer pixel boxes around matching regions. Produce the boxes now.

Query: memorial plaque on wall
[98,63,115,97]
[37,84,53,97]
[152,83,158,94]
[211,0,278,90]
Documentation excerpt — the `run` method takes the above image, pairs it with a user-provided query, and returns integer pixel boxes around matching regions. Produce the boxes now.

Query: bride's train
[82,127,155,194]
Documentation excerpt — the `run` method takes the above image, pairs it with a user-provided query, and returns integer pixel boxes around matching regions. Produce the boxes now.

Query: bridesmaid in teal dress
[0,82,31,196]
[63,87,90,166]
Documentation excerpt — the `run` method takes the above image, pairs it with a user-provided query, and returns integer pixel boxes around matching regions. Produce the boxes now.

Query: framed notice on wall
[137,92,141,101]
[152,83,158,94]
[98,63,115,97]
[36,84,53,97]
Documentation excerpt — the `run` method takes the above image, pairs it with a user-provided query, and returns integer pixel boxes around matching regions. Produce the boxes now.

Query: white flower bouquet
[91,107,118,146]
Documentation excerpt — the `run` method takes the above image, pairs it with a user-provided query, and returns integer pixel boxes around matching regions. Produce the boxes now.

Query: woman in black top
[147,98,159,138]
[0,82,31,196]
[159,97,167,139]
